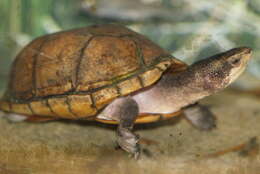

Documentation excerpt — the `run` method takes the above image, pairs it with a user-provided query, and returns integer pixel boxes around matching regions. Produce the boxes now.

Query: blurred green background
[1,0,260,94]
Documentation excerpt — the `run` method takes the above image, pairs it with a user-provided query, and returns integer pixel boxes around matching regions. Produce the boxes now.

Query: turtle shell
[0,24,187,120]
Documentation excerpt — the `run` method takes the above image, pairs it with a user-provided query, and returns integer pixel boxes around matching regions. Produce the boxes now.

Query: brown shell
[0,24,187,120]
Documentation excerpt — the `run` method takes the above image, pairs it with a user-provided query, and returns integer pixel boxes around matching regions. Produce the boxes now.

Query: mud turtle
[0,24,252,158]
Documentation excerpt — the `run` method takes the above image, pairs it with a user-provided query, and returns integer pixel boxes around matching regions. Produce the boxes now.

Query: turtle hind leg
[3,112,57,123]
[3,113,28,122]
[104,97,140,159]
[183,103,216,130]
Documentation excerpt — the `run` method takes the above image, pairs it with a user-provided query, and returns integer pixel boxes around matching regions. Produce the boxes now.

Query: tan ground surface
[0,89,259,174]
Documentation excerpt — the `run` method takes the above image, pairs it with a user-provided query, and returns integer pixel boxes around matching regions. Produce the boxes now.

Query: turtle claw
[133,150,140,160]
[117,128,141,159]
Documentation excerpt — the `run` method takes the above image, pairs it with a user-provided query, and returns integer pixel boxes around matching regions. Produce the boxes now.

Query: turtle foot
[184,103,216,131]
[5,113,27,122]
[117,127,140,159]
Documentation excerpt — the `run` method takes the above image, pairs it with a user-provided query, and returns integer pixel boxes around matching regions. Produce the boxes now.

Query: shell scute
[10,36,46,100]
[76,36,140,91]
[11,103,32,115]
[29,100,55,117]
[67,95,97,118]
[47,97,75,119]
[34,31,93,97]
[92,86,120,109]
[117,77,143,95]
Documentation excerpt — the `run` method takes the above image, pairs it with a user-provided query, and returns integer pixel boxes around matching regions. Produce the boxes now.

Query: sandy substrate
[0,89,259,174]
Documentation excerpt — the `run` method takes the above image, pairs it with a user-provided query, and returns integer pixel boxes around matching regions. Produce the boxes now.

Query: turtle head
[222,47,252,84]
[191,47,252,91]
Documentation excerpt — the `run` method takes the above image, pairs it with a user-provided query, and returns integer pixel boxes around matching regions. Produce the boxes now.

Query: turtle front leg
[183,103,216,130]
[108,97,140,158]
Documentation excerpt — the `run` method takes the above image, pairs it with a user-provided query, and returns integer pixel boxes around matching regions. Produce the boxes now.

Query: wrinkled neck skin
[158,69,218,105]
[133,63,228,114]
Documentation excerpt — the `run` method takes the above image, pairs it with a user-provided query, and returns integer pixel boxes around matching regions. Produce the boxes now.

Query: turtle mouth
[230,64,246,82]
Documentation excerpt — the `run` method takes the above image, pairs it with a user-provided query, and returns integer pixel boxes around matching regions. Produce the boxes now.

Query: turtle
[0,24,252,159]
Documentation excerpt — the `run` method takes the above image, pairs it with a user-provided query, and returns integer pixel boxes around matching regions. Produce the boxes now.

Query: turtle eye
[229,57,241,66]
